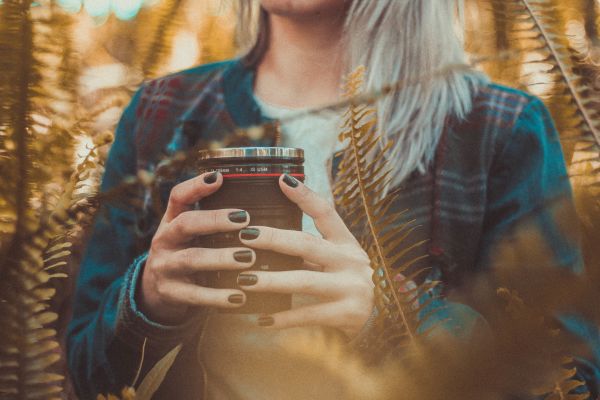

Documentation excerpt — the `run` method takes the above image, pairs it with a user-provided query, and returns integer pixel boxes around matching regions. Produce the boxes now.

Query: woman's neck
[254,12,346,109]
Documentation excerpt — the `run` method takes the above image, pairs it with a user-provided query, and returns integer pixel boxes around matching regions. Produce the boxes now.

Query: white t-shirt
[257,97,344,237]
[197,97,347,400]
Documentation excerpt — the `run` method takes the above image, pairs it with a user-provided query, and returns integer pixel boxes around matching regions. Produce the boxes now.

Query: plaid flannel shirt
[66,59,598,399]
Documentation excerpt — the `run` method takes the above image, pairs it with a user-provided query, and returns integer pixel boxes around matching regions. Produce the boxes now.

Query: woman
[66,1,595,399]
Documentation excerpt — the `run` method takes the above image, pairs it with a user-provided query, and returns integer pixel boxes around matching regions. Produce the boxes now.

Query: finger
[279,174,356,244]
[162,247,255,274]
[257,301,357,330]
[236,270,343,298]
[301,260,323,272]
[239,226,356,268]
[157,280,246,308]
[165,209,250,245]
[163,171,222,223]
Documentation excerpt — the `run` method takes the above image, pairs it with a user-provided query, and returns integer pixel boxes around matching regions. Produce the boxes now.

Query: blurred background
[1,0,599,398]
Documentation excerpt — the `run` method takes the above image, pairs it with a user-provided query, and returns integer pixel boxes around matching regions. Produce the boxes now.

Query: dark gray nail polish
[204,171,218,184]
[258,315,274,327]
[240,228,260,241]
[237,273,258,286]
[234,250,253,263]
[282,174,299,188]
[228,294,244,304]
[229,211,248,224]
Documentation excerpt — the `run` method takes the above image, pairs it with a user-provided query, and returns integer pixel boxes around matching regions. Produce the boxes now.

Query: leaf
[333,67,434,360]
[484,0,600,167]
[135,343,182,400]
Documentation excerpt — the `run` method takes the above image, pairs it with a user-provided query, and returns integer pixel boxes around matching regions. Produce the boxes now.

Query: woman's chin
[259,0,348,18]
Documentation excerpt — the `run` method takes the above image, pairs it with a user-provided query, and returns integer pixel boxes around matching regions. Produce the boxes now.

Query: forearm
[66,254,206,399]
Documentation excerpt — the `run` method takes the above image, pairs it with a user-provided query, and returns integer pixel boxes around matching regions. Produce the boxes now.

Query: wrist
[138,258,189,325]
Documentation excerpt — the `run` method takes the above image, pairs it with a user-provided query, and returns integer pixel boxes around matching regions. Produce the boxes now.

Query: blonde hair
[236,1,487,187]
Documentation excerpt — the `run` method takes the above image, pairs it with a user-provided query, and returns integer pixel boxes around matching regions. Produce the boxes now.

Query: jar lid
[198,147,304,162]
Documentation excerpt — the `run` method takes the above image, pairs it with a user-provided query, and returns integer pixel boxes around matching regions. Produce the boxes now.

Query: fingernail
[204,171,218,184]
[258,315,274,327]
[240,228,260,241]
[237,273,258,286]
[228,211,248,223]
[233,250,253,263]
[228,294,244,304]
[282,174,299,188]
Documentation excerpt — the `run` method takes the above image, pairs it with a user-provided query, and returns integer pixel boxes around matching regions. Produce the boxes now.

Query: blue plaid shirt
[66,59,599,399]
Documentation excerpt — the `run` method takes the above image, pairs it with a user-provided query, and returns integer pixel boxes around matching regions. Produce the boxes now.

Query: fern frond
[542,365,590,400]
[485,0,600,163]
[333,67,435,360]
[136,0,186,79]
[0,1,94,397]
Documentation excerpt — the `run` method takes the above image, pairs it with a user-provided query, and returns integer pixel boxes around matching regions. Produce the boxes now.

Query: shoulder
[125,59,244,164]
[468,82,543,130]
[148,59,236,86]
[136,59,237,102]
[447,82,557,173]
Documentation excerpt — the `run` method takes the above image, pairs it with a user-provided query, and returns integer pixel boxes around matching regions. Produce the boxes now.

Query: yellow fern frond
[333,67,435,360]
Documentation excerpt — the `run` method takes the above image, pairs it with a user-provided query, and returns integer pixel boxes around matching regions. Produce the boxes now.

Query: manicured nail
[258,315,274,327]
[228,211,248,223]
[282,174,299,188]
[204,171,218,184]
[240,228,260,241]
[233,250,253,263]
[228,294,244,304]
[237,273,258,286]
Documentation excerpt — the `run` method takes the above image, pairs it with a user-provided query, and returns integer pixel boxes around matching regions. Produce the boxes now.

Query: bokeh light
[59,0,149,20]
[167,30,201,72]
[57,0,82,13]
[83,0,111,18]
[112,0,143,21]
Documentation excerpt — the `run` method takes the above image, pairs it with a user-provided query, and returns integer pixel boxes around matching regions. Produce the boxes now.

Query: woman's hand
[140,171,255,325]
[237,174,375,338]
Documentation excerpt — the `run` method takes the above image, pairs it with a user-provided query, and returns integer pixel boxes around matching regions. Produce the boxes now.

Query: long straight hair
[236,1,487,187]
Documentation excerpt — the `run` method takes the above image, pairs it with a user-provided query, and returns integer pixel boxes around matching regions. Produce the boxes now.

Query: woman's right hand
[140,171,255,325]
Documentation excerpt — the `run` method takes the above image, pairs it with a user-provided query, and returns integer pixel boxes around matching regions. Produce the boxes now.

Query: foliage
[135,0,186,80]
[472,0,600,165]
[96,343,182,400]
[0,0,192,398]
[0,0,599,399]
[332,66,433,360]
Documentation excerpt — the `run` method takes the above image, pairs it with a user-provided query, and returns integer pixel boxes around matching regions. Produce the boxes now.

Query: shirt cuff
[115,252,207,352]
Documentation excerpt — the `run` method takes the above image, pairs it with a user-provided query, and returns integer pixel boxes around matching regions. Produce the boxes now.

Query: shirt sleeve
[65,85,205,399]
[480,96,599,396]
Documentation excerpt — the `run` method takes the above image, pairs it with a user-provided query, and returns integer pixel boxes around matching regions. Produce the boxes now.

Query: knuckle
[217,249,229,266]
[150,231,166,250]
[155,282,170,300]
[347,275,373,299]
[178,248,195,268]
[297,184,312,200]
[322,203,337,219]
[291,272,311,292]
[346,298,369,319]
[152,255,170,274]
[206,210,219,231]
[170,217,188,236]
[259,226,274,244]
[193,289,210,305]
[303,233,321,248]
[169,185,186,205]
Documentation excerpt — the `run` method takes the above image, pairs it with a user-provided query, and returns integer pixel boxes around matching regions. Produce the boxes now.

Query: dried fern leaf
[485,0,600,163]
[136,0,186,79]
[333,67,436,360]
[135,344,182,400]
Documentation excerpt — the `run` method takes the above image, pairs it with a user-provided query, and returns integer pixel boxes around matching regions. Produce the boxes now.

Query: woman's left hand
[236,174,375,338]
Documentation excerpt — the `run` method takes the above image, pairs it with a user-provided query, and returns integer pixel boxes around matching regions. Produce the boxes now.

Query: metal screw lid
[198,147,304,162]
